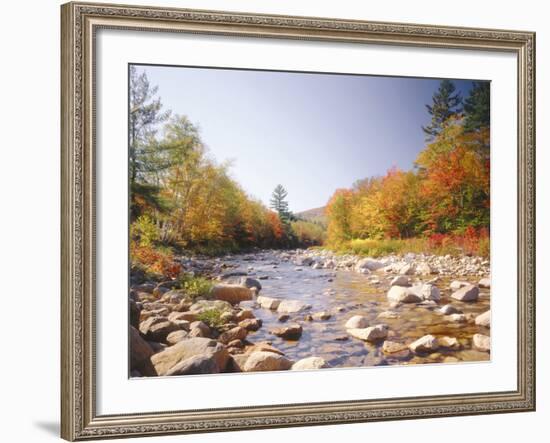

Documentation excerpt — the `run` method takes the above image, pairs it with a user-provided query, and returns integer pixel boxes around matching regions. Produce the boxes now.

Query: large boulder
[243,351,294,372]
[345,315,369,329]
[188,321,211,338]
[235,309,255,322]
[168,311,195,324]
[347,324,389,342]
[165,330,189,345]
[473,333,491,352]
[210,284,253,304]
[451,285,480,302]
[239,318,262,331]
[218,326,248,344]
[387,286,422,303]
[271,324,303,340]
[227,354,250,372]
[256,295,281,310]
[129,300,141,329]
[164,354,221,376]
[130,326,154,371]
[150,337,229,376]
[277,299,311,314]
[139,317,180,342]
[245,342,285,356]
[475,310,491,327]
[292,357,329,370]
[409,335,439,354]
[418,284,441,301]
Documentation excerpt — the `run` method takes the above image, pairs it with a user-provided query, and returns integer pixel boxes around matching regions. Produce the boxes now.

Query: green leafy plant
[130,214,160,247]
[178,273,213,300]
[196,308,226,329]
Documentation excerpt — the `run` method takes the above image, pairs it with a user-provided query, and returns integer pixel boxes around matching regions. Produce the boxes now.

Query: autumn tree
[325,189,354,246]
[416,120,490,233]
[422,79,462,140]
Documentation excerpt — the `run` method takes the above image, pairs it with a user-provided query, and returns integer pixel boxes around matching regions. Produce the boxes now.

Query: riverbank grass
[328,234,489,258]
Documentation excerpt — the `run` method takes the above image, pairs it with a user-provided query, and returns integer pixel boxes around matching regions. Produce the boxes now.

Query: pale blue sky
[137,64,474,213]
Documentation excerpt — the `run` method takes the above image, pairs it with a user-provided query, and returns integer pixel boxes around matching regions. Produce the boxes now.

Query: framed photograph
[61,1,536,440]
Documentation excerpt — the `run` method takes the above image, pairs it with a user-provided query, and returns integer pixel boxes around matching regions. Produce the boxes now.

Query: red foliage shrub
[131,244,181,279]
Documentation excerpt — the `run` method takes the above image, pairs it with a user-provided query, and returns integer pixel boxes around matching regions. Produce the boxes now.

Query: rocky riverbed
[130,249,491,377]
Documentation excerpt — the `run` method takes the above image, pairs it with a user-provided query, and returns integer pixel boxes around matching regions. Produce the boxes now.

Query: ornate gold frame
[61,1,536,440]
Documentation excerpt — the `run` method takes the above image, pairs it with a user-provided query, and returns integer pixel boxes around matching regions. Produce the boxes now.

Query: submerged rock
[409,335,439,354]
[271,324,303,340]
[387,286,422,303]
[451,285,479,302]
[345,315,369,329]
[256,295,281,310]
[313,311,332,321]
[277,299,311,314]
[347,324,389,342]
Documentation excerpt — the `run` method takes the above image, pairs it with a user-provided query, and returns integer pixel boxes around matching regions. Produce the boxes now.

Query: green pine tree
[270,184,291,222]
[129,66,170,186]
[422,79,462,140]
[464,81,490,132]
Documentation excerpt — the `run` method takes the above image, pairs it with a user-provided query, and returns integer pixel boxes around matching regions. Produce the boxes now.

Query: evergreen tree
[129,66,170,186]
[464,81,490,132]
[270,184,291,222]
[422,79,462,140]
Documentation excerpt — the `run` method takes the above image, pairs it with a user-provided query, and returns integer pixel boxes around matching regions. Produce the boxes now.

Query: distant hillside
[295,206,327,226]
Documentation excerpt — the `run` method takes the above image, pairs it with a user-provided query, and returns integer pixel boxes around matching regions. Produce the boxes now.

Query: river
[211,250,491,367]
